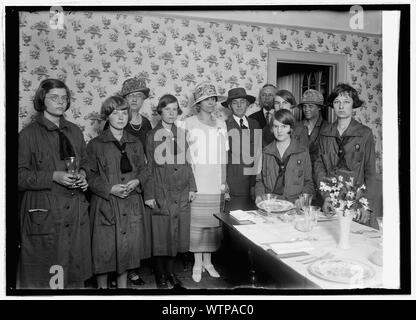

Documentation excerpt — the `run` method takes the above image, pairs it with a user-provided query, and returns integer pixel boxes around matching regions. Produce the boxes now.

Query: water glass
[65,157,79,174]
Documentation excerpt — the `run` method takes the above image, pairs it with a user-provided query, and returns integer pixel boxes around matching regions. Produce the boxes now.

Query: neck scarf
[58,130,75,160]
[112,141,133,173]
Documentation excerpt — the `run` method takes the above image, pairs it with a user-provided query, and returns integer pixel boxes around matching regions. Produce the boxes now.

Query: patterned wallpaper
[18,11,383,173]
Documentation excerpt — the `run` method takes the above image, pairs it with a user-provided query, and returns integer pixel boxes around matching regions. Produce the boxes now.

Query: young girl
[87,95,149,288]
[255,109,314,204]
[144,94,197,288]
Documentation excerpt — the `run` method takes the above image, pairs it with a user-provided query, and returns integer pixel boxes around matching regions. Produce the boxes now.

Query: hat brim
[297,101,326,108]
[122,88,150,99]
[221,95,256,107]
[191,94,227,108]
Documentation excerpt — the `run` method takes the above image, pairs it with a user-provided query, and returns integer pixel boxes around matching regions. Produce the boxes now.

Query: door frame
[267,49,348,122]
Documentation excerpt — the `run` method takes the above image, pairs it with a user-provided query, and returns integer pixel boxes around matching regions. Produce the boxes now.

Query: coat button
[66,205,70,210]
[122,231,126,235]
[123,213,127,216]
[121,177,125,181]
[175,200,178,204]
[71,192,75,196]
[65,224,70,228]
[174,168,178,171]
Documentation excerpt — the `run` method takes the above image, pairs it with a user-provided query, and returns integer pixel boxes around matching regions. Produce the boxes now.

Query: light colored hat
[298,89,325,107]
[120,77,150,98]
[191,81,226,107]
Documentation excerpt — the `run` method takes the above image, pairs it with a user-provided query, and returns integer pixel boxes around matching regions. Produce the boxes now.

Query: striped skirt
[189,193,224,252]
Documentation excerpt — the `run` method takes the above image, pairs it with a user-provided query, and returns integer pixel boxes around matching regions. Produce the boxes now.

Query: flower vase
[337,210,354,249]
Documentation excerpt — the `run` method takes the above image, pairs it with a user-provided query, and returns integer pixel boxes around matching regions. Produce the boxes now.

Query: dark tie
[273,155,291,195]
[265,111,270,125]
[112,141,133,173]
[240,118,248,129]
[335,135,350,170]
[58,130,75,160]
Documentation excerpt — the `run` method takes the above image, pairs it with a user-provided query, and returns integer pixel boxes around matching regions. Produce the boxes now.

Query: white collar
[233,115,249,128]
[263,108,274,117]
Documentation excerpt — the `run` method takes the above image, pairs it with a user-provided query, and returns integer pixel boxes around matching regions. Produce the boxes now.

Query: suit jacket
[249,109,267,129]
[304,115,329,164]
[226,116,262,196]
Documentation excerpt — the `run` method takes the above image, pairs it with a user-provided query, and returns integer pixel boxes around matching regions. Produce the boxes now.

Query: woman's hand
[189,191,196,202]
[70,169,88,191]
[145,199,157,209]
[125,179,140,194]
[110,184,128,198]
[322,197,334,215]
[53,171,77,188]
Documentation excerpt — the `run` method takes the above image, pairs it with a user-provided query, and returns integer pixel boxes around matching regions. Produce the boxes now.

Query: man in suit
[223,88,262,212]
[248,83,277,129]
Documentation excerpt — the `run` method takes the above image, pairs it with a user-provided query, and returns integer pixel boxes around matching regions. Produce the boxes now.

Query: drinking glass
[65,157,79,187]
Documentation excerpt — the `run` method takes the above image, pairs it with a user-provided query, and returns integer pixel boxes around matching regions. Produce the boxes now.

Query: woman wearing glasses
[17,79,91,288]
[314,83,376,225]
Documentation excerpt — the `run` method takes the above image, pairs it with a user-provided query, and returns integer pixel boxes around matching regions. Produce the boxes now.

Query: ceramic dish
[308,258,375,284]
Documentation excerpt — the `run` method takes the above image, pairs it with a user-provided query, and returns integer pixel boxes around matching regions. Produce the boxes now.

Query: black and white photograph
[3,0,411,303]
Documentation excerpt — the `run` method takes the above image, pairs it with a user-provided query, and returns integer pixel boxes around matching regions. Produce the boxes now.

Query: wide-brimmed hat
[297,89,325,108]
[221,87,256,107]
[191,81,226,107]
[120,77,150,98]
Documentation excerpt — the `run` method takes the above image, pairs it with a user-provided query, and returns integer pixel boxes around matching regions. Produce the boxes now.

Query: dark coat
[144,122,197,256]
[304,115,329,164]
[249,109,267,129]
[255,138,315,203]
[17,115,92,288]
[314,118,377,210]
[225,116,261,211]
[86,129,150,274]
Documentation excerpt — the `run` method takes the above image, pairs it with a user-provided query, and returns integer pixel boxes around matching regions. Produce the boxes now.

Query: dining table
[214,210,384,290]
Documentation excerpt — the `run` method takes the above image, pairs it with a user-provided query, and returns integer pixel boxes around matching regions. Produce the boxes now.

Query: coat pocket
[33,151,51,171]
[98,200,115,226]
[26,209,56,235]
[345,151,364,171]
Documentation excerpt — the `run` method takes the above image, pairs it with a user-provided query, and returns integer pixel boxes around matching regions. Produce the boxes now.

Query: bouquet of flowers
[319,175,370,217]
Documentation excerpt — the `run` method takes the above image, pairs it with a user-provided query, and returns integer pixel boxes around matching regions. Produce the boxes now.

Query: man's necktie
[240,118,248,129]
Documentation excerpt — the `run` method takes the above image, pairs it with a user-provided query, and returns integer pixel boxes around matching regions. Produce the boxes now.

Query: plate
[317,212,337,221]
[256,199,295,213]
[368,250,383,267]
[308,259,375,284]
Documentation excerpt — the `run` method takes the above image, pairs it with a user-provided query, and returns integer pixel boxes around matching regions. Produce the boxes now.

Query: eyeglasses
[46,94,68,104]
[231,100,248,107]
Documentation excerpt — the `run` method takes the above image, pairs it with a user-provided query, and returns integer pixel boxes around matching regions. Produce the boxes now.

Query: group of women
[17,77,377,290]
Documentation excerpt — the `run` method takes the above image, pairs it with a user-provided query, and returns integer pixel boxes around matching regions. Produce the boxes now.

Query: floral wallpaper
[18,11,383,173]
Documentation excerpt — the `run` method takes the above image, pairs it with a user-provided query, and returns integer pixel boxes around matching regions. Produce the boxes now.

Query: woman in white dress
[184,82,228,283]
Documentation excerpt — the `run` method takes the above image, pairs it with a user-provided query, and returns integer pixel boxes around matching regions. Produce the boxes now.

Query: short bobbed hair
[157,94,182,115]
[33,78,71,112]
[101,95,132,121]
[276,89,297,107]
[272,109,296,131]
[327,83,363,109]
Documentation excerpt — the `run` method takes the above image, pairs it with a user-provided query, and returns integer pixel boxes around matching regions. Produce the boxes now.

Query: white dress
[184,115,228,252]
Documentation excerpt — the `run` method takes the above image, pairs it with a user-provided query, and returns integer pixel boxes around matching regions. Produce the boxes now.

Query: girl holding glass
[87,95,149,289]
[17,79,91,288]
